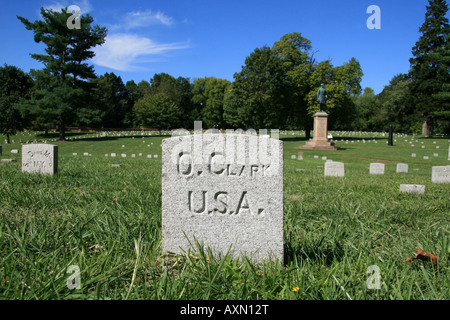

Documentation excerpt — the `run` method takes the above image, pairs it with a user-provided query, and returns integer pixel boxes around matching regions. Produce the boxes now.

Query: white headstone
[432,166,450,183]
[396,163,408,173]
[21,144,58,175]
[162,133,284,262]
[370,163,385,175]
[324,161,345,177]
[411,153,416,157]
[11,149,19,154]
[111,153,116,157]
[400,184,425,194]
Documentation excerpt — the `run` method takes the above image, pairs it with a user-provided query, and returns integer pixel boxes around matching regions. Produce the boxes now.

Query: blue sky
[1,0,448,94]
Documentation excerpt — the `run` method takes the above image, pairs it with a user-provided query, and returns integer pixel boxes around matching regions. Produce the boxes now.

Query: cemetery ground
[0,130,448,300]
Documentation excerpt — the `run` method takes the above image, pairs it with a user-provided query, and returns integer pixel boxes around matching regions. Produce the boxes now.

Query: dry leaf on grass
[403,246,437,264]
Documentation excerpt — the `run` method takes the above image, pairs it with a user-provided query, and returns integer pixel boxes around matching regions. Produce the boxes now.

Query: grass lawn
[0,130,449,300]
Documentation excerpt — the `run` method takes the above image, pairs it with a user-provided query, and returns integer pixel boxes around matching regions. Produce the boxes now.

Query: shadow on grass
[284,241,345,266]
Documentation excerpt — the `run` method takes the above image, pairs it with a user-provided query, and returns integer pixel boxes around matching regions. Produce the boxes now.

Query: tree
[223,46,293,129]
[133,92,182,131]
[409,0,450,135]
[272,32,315,134]
[17,7,107,140]
[0,64,34,143]
[91,72,129,128]
[304,58,363,130]
[192,77,231,128]
[378,74,416,133]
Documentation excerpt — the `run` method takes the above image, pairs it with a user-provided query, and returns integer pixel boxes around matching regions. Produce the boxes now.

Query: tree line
[1,1,448,142]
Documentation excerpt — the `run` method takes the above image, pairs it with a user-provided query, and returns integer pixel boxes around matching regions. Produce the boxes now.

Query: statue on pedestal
[317,83,327,113]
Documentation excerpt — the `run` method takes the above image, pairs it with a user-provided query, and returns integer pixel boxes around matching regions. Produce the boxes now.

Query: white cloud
[123,10,175,29]
[43,0,92,14]
[92,33,189,71]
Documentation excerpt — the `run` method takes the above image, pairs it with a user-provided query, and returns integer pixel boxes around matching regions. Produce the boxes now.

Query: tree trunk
[59,118,66,141]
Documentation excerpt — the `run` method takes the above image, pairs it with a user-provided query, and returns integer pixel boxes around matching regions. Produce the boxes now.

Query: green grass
[0,130,449,300]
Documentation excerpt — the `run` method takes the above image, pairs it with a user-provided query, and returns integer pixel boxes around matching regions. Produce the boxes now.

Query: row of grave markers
[1,136,450,263]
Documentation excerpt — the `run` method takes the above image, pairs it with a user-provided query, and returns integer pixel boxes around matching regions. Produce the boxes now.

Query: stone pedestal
[297,112,340,150]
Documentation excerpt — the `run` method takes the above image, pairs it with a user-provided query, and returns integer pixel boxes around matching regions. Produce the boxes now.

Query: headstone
[147,154,152,158]
[324,161,345,177]
[121,153,126,158]
[21,144,58,175]
[111,164,121,168]
[411,153,416,157]
[162,133,284,262]
[83,152,89,156]
[423,156,429,160]
[111,153,116,157]
[11,149,19,154]
[431,166,450,183]
[298,152,303,160]
[400,184,425,194]
[1,159,15,162]
[72,153,77,156]
[396,163,408,173]
[291,155,296,159]
[434,153,438,157]
[370,163,385,175]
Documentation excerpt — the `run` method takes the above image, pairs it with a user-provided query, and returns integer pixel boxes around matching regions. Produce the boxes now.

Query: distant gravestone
[432,166,450,183]
[400,184,425,194]
[1,159,15,162]
[11,149,19,154]
[370,163,385,175]
[324,161,345,177]
[396,163,408,173]
[162,132,284,262]
[411,153,416,157]
[21,144,58,175]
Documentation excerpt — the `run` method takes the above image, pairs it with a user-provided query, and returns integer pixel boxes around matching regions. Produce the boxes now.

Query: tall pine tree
[17,7,107,140]
[409,0,450,135]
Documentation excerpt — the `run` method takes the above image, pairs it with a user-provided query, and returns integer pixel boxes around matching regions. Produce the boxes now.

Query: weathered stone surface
[324,161,345,177]
[162,133,284,262]
[21,144,58,175]
[432,165,450,183]
[370,163,385,175]
[396,163,408,173]
[400,184,425,194]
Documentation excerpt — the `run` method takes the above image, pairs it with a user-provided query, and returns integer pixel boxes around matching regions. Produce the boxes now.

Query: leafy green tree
[0,65,34,143]
[352,87,381,131]
[272,32,315,134]
[192,77,231,128]
[146,73,194,127]
[91,72,129,128]
[17,7,107,140]
[305,58,363,130]
[133,92,182,131]
[409,0,450,135]
[223,46,293,129]
[378,74,416,132]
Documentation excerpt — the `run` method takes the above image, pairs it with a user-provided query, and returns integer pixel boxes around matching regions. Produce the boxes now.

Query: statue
[316,83,327,112]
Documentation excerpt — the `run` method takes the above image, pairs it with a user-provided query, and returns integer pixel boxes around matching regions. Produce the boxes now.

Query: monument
[297,84,340,150]
[161,130,284,262]
[22,144,58,175]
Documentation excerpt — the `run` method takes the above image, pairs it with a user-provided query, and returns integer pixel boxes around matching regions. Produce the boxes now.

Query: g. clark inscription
[162,132,284,262]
